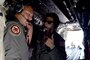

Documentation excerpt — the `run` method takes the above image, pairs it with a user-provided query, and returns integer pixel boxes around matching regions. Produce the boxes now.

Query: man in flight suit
[3,4,34,60]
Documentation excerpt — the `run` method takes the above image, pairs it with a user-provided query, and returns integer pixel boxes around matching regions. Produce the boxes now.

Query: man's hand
[44,35,55,49]
[26,23,33,44]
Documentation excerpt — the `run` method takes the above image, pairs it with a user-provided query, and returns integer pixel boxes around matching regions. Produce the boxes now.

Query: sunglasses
[45,21,54,24]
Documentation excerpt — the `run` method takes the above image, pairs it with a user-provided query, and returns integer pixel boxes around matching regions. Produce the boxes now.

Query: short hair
[43,13,60,29]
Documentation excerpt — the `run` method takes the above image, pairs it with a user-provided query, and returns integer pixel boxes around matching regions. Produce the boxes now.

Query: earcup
[13,1,24,14]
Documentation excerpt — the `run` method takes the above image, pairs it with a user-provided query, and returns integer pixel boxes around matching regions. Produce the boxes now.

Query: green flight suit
[4,20,29,60]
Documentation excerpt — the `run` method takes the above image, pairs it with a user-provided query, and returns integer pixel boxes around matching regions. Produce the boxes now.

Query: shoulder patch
[9,24,21,36]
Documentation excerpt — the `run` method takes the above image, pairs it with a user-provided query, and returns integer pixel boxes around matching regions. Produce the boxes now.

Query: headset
[13,1,24,14]
[10,2,42,27]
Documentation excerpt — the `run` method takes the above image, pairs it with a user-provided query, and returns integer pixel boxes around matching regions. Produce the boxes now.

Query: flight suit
[4,20,29,60]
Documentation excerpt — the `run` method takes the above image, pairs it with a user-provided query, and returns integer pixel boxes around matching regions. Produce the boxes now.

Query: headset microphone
[20,13,34,25]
